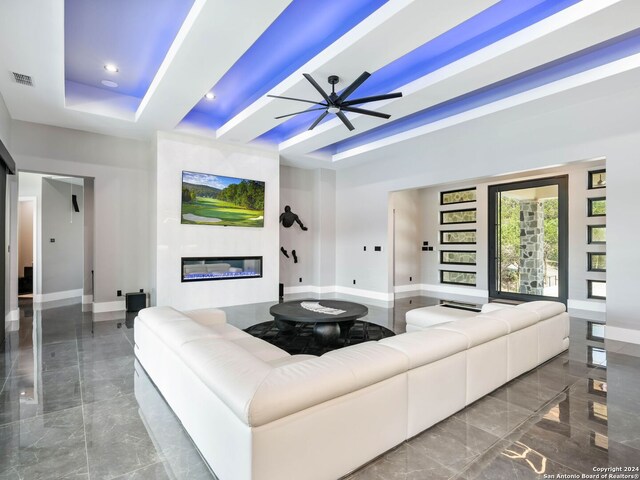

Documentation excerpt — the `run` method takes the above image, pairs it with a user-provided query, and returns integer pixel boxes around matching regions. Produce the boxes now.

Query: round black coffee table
[269,299,368,346]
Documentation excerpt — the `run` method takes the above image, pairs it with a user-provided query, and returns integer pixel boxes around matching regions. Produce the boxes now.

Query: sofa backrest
[248,342,408,427]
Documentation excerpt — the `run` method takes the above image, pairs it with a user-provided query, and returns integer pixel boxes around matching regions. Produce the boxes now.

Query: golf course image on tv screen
[181,171,265,227]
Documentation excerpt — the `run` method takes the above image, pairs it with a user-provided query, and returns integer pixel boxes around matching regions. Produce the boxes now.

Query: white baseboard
[283,285,335,295]
[334,286,394,302]
[606,325,640,345]
[82,295,93,304]
[92,300,126,313]
[5,320,19,332]
[34,289,83,303]
[567,299,606,313]
[394,284,421,293]
[5,309,19,331]
[420,283,489,299]
[282,285,394,302]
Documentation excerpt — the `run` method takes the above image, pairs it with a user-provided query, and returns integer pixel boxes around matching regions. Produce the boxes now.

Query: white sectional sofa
[134,301,569,480]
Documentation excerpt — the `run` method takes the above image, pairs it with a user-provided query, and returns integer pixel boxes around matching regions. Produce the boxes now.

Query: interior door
[488,176,568,303]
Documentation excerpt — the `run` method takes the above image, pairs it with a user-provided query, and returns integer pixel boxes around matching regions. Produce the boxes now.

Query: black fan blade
[342,92,402,106]
[341,106,390,119]
[336,111,355,131]
[267,94,326,106]
[308,110,328,130]
[303,74,332,104]
[275,107,326,119]
[337,71,371,102]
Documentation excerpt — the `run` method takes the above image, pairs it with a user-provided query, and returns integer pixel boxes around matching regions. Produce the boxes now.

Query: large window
[488,176,568,303]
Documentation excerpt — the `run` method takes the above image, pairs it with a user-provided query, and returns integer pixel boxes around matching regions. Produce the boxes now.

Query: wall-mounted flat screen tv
[181,170,265,227]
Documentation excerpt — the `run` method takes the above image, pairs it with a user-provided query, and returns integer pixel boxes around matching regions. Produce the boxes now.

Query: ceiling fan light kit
[268,71,402,131]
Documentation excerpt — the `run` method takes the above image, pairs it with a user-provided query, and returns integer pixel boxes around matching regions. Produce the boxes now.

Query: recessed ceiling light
[204,92,215,100]
[101,80,118,88]
[104,64,119,73]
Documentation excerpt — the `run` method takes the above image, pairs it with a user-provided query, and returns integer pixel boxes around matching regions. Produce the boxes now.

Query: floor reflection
[1,296,639,480]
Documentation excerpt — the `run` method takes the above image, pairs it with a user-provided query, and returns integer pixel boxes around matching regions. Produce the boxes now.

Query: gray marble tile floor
[1,296,639,479]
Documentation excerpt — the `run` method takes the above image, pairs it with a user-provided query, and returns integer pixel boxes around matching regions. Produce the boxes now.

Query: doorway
[17,198,35,296]
[17,172,92,307]
[488,176,568,303]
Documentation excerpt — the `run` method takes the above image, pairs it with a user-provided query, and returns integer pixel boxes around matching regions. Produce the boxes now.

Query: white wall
[1,93,18,325]
[280,165,315,289]
[0,93,9,146]
[83,178,94,300]
[413,161,606,315]
[17,200,33,277]
[155,132,279,310]
[279,166,336,293]
[335,82,640,337]
[11,120,152,312]
[40,178,83,296]
[390,190,420,290]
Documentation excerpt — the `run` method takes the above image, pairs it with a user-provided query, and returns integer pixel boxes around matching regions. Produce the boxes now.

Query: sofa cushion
[481,308,539,333]
[267,355,318,368]
[249,343,407,426]
[208,323,253,341]
[380,329,468,369]
[480,303,515,313]
[180,337,272,423]
[434,315,509,348]
[229,336,290,363]
[406,305,476,329]
[160,320,220,351]
[183,308,227,326]
[137,306,188,326]
[516,301,565,320]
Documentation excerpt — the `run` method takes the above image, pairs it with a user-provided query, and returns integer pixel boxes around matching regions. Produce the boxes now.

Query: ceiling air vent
[11,72,33,86]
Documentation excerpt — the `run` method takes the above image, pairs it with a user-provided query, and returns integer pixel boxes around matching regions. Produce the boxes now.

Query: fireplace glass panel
[182,256,263,282]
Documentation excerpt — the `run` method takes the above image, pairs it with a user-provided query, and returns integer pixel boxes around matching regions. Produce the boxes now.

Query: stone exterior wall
[442,251,476,264]
[441,230,476,244]
[441,209,476,224]
[441,189,476,204]
[519,200,545,295]
[441,270,476,285]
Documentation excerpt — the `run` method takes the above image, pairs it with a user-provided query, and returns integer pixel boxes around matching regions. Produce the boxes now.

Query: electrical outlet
[363,246,366,251]
[410,276,412,282]
[139,288,144,293]
[50,238,55,243]
[374,246,382,252]
[299,277,302,283]
[117,290,122,297]
[353,279,356,285]
[421,246,428,251]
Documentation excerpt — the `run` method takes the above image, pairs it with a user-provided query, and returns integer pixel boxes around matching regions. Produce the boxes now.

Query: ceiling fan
[268,72,402,131]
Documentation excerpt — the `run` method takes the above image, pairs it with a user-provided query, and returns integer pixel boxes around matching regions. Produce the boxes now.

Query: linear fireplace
[181,256,263,282]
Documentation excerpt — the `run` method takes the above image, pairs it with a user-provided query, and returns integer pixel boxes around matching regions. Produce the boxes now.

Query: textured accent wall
[518,200,545,295]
